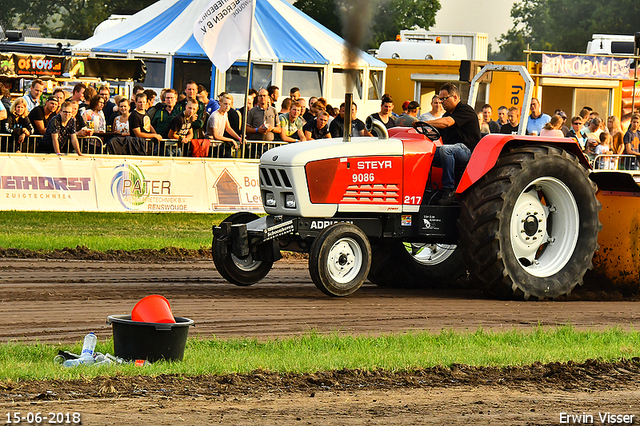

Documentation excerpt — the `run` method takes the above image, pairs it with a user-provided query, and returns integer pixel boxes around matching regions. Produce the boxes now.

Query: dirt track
[1,258,639,424]
[1,259,639,344]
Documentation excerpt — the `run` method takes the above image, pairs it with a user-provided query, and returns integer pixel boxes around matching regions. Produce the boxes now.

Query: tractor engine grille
[260,167,292,188]
[341,184,400,203]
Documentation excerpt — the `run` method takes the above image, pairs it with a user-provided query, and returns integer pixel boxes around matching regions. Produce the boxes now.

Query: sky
[287,0,520,50]
[431,0,519,50]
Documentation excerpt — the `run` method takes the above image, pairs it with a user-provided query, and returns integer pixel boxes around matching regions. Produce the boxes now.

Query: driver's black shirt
[440,102,481,151]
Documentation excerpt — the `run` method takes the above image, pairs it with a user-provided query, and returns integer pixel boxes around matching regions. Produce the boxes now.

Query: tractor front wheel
[309,223,372,297]
[212,212,273,286]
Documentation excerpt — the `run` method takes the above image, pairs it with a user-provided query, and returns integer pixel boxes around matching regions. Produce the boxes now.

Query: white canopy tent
[73,0,386,114]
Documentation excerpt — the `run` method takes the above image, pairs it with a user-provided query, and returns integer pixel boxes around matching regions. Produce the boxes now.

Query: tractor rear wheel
[367,241,465,287]
[458,145,601,299]
[212,212,273,286]
[309,223,372,297]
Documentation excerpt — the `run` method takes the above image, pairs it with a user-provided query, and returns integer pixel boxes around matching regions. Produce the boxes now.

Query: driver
[418,83,481,205]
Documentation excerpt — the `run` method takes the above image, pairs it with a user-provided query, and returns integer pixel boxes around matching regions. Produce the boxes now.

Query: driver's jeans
[432,143,471,190]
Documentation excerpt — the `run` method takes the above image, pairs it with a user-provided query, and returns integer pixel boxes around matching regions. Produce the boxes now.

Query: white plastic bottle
[62,333,97,367]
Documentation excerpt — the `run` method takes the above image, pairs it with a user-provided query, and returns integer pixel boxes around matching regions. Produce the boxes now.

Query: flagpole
[240,49,252,158]
[240,0,257,159]
[193,0,257,158]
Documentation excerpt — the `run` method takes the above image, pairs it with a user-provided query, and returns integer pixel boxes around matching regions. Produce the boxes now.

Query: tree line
[2,0,638,60]
[0,0,156,40]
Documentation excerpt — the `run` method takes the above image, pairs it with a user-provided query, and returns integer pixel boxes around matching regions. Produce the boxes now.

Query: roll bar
[467,64,534,136]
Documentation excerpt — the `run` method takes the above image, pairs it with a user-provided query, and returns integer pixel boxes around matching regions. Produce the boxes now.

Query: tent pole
[240,49,252,158]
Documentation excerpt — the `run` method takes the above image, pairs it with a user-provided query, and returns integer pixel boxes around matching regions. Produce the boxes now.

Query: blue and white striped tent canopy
[73,0,385,68]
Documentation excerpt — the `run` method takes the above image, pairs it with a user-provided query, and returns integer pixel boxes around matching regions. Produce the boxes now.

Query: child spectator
[595,132,614,169]
[584,137,598,162]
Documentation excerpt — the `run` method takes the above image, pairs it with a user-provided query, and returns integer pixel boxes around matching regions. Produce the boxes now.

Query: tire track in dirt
[0,259,639,344]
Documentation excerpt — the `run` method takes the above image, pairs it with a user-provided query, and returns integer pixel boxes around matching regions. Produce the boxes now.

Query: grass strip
[0,326,638,381]
[0,211,231,251]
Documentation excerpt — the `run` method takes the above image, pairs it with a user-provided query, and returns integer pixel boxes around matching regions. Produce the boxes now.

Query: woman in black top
[3,98,34,153]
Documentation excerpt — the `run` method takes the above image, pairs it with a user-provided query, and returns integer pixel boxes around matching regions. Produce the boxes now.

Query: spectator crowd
[0,78,639,168]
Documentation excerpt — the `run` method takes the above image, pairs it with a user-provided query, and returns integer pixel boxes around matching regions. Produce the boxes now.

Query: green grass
[0,211,232,251]
[1,327,638,381]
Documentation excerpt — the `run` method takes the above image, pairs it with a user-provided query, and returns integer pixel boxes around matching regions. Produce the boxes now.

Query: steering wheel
[413,121,441,141]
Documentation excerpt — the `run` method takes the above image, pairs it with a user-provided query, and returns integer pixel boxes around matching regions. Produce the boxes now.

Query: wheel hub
[327,238,362,284]
[509,177,579,277]
[231,253,262,272]
[511,191,548,264]
[523,215,539,236]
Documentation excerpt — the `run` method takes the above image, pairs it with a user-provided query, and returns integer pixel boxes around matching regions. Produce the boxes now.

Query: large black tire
[212,212,273,286]
[367,241,465,287]
[458,145,601,299]
[309,223,372,297]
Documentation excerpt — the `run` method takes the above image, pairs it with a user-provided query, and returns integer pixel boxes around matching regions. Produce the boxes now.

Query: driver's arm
[425,116,455,129]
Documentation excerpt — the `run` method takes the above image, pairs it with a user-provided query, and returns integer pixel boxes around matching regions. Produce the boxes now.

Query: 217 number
[404,196,422,205]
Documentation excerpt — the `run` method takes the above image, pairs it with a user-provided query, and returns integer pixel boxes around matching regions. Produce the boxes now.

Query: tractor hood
[259,137,404,167]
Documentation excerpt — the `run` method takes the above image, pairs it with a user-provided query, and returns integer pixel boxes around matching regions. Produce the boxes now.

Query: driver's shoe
[437,188,457,206]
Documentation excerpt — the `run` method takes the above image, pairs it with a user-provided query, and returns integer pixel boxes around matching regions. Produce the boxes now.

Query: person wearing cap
[396,101,420,127]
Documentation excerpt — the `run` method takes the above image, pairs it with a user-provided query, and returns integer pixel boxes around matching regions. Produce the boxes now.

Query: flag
[193,0,255,73]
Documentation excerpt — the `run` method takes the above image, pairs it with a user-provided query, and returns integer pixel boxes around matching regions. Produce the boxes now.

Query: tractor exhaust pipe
[365,116,389,140]
[343,92,353,142]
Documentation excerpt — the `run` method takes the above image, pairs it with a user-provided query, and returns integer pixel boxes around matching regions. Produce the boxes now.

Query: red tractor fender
[456,134,591,194]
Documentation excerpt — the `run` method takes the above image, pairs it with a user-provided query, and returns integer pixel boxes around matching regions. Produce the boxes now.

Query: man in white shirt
[417,94,444,121]
[207,94,241,158]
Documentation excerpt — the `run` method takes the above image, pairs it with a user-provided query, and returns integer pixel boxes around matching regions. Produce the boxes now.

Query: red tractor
[213,65,633,299]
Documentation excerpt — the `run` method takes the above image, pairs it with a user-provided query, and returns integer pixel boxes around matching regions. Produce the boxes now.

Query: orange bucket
[131,295,176,323]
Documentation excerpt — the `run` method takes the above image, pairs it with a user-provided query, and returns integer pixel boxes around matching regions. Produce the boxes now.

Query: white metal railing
[591,154,640,172]
[0,133,288,159]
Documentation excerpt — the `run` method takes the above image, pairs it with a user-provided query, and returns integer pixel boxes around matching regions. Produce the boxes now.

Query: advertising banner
[0,54,16,77]
[0,54,146,81]
[94,157,210,212]
[0,155,264,213]
[204,160,264,212]
[14,54,66,77]
[0,156,97,211]
[542,54,632,79]
[66,57,147,82]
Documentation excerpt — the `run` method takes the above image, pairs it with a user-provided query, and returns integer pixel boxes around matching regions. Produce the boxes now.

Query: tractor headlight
[265,192,276,207]
[285,193,296,209]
